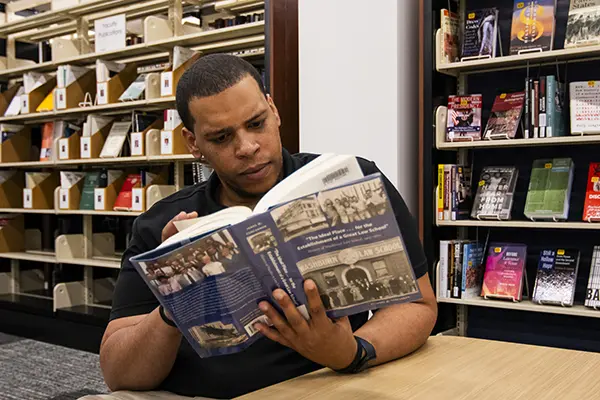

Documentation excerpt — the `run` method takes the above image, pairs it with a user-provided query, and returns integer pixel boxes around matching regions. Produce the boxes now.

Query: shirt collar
[204,148,294,210]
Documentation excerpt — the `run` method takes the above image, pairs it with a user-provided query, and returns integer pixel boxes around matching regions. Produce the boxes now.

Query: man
[98,54,437,399]
[201,254,226,277]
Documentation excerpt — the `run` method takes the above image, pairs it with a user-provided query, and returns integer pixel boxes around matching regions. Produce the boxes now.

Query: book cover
[446,95,483,141]
[471,166,519,220]
[509,0,556,55]
[524,158,574,220]
[546,75,566,137]
[583,163,600,221]
[565,1,600,48]
[570,80,600,135]
[483,92,526,139]
[461,242,485,299]
[113,174,142,211]
[481,243,527,301]
[79,171,105,210]
[585,245,600,309]
[532,248,580,306]
[440,9,459,64]
[39,122,54,161]
[129,172,422,358]
[461,8,498,59]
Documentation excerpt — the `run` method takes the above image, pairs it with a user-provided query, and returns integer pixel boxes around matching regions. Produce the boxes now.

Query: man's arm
[355,274,437,366]
[100,309,182,391]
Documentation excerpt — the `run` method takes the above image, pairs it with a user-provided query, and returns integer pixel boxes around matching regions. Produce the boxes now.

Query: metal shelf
[438,297,600,319]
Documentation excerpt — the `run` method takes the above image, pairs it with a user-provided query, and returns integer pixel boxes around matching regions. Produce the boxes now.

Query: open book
[130,154,422,357]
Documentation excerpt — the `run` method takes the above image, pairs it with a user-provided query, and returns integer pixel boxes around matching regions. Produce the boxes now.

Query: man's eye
[248,119,264,130]
[213,134,229,143]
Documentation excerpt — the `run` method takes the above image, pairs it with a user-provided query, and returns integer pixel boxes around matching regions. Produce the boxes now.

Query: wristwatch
[159,305,177,328]
[334,335,377,374]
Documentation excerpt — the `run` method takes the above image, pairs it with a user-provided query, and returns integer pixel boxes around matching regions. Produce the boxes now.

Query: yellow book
[36,88,54,112]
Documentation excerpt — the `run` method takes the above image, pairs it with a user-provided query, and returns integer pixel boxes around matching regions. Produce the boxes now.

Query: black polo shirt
[110,148,428,399]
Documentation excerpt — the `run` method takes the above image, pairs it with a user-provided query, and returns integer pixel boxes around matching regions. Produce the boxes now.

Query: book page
[232,174,423,320]
[100,121,131,158]
[4,86,24,116]
[130,227,269,358]
[60,171,85,188]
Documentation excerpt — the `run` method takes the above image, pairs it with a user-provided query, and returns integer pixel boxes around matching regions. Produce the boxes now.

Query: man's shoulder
[135,183,208,228]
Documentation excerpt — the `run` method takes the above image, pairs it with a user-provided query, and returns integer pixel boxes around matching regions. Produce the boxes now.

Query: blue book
[130,161,423,358]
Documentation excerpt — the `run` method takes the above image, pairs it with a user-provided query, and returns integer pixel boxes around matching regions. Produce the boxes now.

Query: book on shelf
[524,158,574,221]
[461,242,485,299]
[80,171,107,210]
[483,92,525,140]
[164,109,183,131]
[532,248,579,307]
[470,166,518,221]
[446,95,482,141]
[56,65,89,89]
[113,174,142,211]
[100,121,132,158]
[4,86,23,117]
[129,154,423,358]
[437,164,472,221]
[509,0,556,55]
[438,240,484,300]
[564,0,600,48]
[23,72,49,94]
[570,80,600,135]
[583,163,600,221]
[96,60,126,82]
[39,122,55,161]
[545,75,566,138]
[119,74,146,102]
[481,243,527,302]
[440,9,459,64]
[585,245,600,309]
[461,8,498,59]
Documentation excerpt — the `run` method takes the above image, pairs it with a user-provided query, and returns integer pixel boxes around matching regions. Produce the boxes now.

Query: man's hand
[161,211,198,242]
[254,279,358,370]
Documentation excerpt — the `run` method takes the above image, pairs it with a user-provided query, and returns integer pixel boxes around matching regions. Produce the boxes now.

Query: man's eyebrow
[245,109,268,124]
[203,109,268,138]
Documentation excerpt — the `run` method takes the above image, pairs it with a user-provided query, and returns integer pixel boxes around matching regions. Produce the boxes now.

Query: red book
[481,243,527,301]
[113,174,142,211]
[583,163,600,222]
[446,95,483,141]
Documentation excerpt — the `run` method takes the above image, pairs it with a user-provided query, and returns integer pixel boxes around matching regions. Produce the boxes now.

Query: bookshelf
[0,0,298,350]
[421,0,600,347]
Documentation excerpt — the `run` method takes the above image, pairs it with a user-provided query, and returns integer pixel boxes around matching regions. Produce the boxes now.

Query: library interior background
[3,0,600,399]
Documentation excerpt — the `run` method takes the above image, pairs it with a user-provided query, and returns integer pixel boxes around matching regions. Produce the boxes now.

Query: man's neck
[218,184,261,209]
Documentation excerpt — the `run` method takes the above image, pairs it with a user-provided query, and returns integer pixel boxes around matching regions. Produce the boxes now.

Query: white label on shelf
[131,188,144,211]
[58,138,69,159]
[21,94,29,114]
[161,71,173,97]
[55,87,67,109]
[80,136,91,158]
[59,188,69,209]
[97,82,109,105]
[161,130,173,154]
[94,188,105,210]
[94,14,126,53]
[131,132,144,156]
[23,189,32,208]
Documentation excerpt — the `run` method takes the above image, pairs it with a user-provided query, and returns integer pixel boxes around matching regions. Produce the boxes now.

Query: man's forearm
[355,300,437,366]
[100,307,182,391]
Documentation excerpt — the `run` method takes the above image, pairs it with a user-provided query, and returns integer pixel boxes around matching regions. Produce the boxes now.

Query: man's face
[183,75,283,198]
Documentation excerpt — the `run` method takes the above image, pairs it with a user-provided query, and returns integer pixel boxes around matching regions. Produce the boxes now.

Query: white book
[23,72,48,94]
[100,121,132,158]
[60,171,86,188]
[570,80,600,134]
[173,46,196,70]
[85,114,113,136]
[4,86,24,116]
[96,60,126,82]
[166,154,364,248]
[64,65,90,88]
[119,74,146,101]
[165,109,182,130]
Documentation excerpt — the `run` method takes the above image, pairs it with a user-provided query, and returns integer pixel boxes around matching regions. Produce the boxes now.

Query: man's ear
[182,127,203,160]
[266,94,281,127]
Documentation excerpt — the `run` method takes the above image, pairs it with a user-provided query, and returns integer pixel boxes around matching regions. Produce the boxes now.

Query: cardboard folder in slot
[58,171,86,210]
[21,77,57,114]
[0,125,30,163]
[23,172,58,210]
[0,171,24,208]
[0,214,24,253]
[94,170,126,211]
[58,132,81,160]
[81,123,112,159]
[0,86,23,116]
[55,69,96,110]
[130,120,163,156]
[132,184,177,212]
[160,124,188,155]
[97,64,138,105]
[160,52,201,97]
[56,232,115,261]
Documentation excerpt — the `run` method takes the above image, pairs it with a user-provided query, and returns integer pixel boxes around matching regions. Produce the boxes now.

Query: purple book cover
[481,243,527,300]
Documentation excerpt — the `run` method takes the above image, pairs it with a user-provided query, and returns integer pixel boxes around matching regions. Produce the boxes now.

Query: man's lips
[241,162,270,175]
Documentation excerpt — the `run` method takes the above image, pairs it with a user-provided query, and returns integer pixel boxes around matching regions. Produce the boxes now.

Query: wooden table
[237,335,600,400]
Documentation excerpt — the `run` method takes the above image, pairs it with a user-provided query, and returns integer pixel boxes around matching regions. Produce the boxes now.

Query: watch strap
[159,305,177,327]
[334,335,376,374]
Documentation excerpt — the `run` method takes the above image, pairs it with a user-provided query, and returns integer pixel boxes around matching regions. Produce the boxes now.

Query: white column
[298,0,419,214]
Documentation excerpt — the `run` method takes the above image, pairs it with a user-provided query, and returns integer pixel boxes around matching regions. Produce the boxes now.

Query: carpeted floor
[0,332,108,400]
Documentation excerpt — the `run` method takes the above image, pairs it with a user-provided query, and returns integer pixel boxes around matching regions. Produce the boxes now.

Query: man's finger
[258,301,296,340]
[254,323,293,348]
[161,212,199,242]
[303,279,330,329]
[273,289,310,336]
[333,316,352,329]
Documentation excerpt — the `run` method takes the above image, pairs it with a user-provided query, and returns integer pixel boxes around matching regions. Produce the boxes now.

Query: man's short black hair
[175,53,266,132]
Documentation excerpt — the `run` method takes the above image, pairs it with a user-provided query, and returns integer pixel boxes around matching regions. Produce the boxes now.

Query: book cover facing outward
[509,0,556,55]
[585,245,600,309]
[127,155,423,358]
[114,174,142,211]
[583,163,600,221]
[446,95,483,141]
[532,248,580,306]
[461,8,499,59]
[481,243,527,301]
[484,92,526,139]
[471,166,519,220]
[461,242,485,299]
[440,9,459,63]
[524,158,574,220]
[565,0,600,48]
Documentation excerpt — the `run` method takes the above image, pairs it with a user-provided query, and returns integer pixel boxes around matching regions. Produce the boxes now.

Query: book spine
[452,241,463,299]
[451,165,457,221]
[546,76,555,137]
[533,80,539,138]
[461,243,471,295]
[448,241,455,298]
[444,165,451,221]
[539,76,546,138]
[439,241,449,299]
[438,164,444,221]
[524,77,530,138]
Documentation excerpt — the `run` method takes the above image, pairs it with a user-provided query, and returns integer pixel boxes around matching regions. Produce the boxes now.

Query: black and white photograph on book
[296,238,419,311]
[270,194,329,241]
[188,319,249,349]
